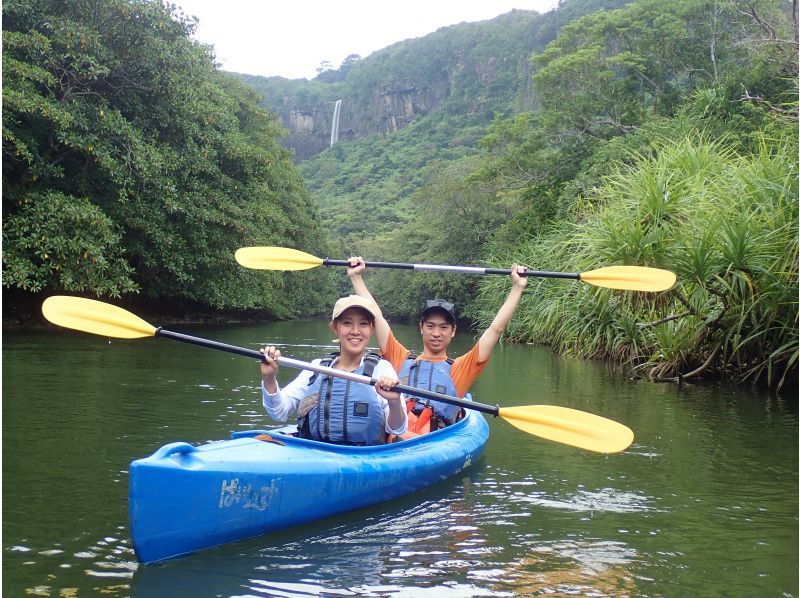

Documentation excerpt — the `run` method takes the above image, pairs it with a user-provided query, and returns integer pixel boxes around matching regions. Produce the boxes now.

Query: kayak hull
[129,409,489,564]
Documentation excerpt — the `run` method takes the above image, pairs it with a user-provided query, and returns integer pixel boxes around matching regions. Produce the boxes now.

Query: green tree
[472,0,797,251]
[532,0,768,138]
[3,0,332,315]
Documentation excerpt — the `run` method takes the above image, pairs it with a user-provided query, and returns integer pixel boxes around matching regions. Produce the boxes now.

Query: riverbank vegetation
[475,134,797,390]
[477,0,799,388]
[322,0,798,388]
[2,0,334,318]
[3,0,796,388]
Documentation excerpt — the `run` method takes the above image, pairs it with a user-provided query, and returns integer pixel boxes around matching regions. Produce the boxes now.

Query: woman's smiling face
[331,307,374,356]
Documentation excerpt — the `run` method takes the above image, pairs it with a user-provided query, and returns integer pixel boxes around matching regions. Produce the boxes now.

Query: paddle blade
[580,266,676,292]
[235,246,323,271]
[498,405,634,453]
[42,296,157,339]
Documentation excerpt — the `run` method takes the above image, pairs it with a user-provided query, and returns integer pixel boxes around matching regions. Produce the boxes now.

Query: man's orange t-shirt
[382,330,488,398]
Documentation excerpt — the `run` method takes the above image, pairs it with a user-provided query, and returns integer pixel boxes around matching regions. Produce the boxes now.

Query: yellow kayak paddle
[234,246,676,292]
[42,296,635,453]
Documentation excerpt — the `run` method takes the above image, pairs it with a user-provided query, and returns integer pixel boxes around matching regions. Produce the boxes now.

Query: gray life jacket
[297,352,386,445]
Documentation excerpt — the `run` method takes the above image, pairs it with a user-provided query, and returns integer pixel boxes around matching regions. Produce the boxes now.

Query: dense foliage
[475,0,797,388]
[3,0,796,387]
[474,133,797,390]
[2,0,333,316]
[301,0,798,387]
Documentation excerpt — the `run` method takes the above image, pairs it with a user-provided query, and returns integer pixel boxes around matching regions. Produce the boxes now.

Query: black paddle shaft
[154,328,501,417]
[322,258,579,280]
[156,328,263,360]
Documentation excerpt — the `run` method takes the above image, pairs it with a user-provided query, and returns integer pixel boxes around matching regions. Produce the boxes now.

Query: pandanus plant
[476,136,798,390]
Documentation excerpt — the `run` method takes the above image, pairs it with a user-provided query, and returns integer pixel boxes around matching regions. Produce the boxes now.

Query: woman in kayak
[259,295,408,445]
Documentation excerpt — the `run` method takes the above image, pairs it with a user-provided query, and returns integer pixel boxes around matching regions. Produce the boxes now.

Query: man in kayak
[259,294,408,445]
[347,258,527,436]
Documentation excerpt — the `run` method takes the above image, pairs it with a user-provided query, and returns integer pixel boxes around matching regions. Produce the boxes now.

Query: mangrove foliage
[2,0,333,317]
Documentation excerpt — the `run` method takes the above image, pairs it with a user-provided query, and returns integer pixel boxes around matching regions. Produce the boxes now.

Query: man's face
[419,312,456,355]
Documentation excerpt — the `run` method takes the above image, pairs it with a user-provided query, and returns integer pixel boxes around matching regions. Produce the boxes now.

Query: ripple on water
[513,487,661,514]
[473,469,660,515]
[244,579,516,597]
[8,530,139,597]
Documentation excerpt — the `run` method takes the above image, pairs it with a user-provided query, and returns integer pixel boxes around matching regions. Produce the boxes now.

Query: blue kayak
[129,409,490,564]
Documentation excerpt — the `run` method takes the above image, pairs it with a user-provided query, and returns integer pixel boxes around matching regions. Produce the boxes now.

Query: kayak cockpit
[229,408,476,452]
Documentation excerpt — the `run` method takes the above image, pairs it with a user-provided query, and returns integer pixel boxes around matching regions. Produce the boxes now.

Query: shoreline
[3,292,794,396]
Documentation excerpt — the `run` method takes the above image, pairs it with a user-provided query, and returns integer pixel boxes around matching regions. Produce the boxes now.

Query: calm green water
[3,320,797,597]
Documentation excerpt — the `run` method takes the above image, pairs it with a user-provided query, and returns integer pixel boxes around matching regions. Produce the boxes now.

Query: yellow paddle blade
[498,405,634,453]
[580,266,676,292]
[42,296,157,339]
[235,246,323,271]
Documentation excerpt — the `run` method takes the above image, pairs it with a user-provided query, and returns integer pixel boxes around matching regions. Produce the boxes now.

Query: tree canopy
[3,0,333,316]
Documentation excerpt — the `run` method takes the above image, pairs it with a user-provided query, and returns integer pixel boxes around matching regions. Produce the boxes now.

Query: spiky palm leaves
[476,136,798,390]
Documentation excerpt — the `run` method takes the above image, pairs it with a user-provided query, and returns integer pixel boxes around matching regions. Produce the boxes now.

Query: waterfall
[330,99,342,147]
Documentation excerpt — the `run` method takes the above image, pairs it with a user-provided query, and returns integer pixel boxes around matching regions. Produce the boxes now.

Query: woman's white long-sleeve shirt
[261,357,408,436]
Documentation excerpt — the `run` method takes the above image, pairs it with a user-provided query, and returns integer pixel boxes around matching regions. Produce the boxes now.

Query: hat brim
[421,307,456,324]
[331,295,379,321]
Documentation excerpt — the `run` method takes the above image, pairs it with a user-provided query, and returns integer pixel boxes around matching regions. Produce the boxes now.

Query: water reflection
[8,526,137,597]
[509,484,660,514]
[496,541,638,596]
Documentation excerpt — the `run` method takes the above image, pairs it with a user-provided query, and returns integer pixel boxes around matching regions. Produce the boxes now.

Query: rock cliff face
[238,3,631,161]
[269,81,448,160]
[379,86,419,133]
[273,101,350,161]
[246,9,549,161]
[280,105,331,160]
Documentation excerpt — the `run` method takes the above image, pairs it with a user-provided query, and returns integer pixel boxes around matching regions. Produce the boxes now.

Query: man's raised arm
[476,264,528,362]
[347,256,391,351]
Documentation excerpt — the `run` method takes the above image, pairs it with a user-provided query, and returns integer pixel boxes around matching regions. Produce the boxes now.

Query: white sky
[172,1,561,80]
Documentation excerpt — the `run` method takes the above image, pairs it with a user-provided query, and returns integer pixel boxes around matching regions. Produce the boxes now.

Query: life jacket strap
[308,351,382,385]
[406,352,454,365]
[405,399,433,434]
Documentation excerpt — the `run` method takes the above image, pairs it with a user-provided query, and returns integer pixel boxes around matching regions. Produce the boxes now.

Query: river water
[3,319,797,597]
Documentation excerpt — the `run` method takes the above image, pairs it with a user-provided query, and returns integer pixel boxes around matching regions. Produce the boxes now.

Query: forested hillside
[240,6,589,159]
[238,0,631,243]
[258,0,798,389]
[241,0,632,160]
